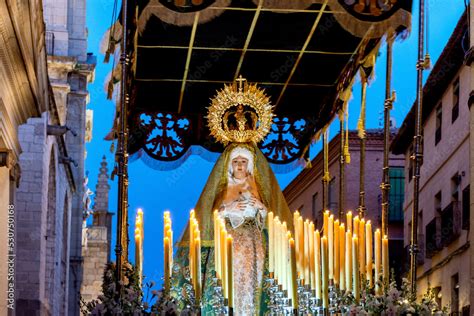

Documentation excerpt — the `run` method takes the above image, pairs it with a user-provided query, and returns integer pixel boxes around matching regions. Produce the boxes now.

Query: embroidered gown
[218,176,267,315]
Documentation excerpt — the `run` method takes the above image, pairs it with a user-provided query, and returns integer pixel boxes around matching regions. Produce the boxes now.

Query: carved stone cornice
[0,149,14,168]
[0,148,20,186]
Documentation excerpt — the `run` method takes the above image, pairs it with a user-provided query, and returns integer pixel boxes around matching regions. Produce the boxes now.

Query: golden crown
[207,76,274,145]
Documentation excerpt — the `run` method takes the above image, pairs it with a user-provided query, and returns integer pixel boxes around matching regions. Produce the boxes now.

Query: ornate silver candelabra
[266,274,294,315]
[210,275,228,315]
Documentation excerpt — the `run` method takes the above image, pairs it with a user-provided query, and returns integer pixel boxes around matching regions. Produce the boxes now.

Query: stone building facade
[0,0,50,314]
[391,11,471,314]
[283,129,405,277]
[0,0,95,315]
[46,55,95,316]
[44,0,95,315]
[81,156,114,305]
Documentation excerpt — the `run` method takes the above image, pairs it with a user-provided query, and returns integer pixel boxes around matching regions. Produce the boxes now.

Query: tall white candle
[345,230,352,292]
[321,236,329,308]
[339,224,345,291]
[374,229,381,295]
[304,219,310,285]
[268,212,274,273]
[328,215,334,280]
[346,211,353,233]
[352,236,360,303]
[315,230,321,299]
[309,222,315,290]
[366,221,373,287]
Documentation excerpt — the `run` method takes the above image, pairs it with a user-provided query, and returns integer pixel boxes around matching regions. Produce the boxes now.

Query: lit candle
[328,215,334,280]
[339,224,345,291]
[298,216,304,279]
[213,210,220,279]
[314,230,321,300]
[359,218,366,278]
[135,228,142,277]
[136,209,144,286]
[304,219,310,285]
[345,230,352,292]
[268,212,274,273]
[194,236,201,303]
[167,230,172,274]
[189,215,195,283]
[164,236,170,292]
[309,222,315,290]
[286,231,292,293]
[352,236,360,303]
[321,236,329,308]
[274,217,280,283]
[382,235,389,287]
[334,220,340,285]
[323,210,329,236]
[227,236,233,307]
[289,238,299,309]
[374,228,381,295]
[353,215,360,238]
[220,225,227,296]
[282,222,288,291]
[346,211,353,233]
[293,211,300,276]
[366,221,373,287]
[283,231,292,299]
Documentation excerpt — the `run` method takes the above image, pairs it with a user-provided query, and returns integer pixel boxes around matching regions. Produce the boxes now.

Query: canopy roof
[117,0,412,170]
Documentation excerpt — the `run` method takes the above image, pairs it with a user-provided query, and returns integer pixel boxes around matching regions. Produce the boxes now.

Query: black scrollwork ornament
[259,116,309,164]
[139,112,191,161]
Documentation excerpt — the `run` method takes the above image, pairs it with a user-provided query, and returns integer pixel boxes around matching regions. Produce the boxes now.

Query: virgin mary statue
[169,80,294,315]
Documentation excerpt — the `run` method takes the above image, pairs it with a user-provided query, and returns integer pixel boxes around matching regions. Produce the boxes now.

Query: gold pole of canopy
[357,74,368,219]
[411,0,430,297]
[322,129,330,212]
[115,0,130,301]
[338,114,345,221]
[381,32,396,239]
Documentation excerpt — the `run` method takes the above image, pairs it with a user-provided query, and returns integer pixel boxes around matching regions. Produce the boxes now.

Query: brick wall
[284,131,404,240]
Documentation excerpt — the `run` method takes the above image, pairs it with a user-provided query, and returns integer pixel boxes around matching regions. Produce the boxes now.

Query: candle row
[269,210,390,303]
[189,211,202,303]
[267,214,298,308]
[163,211,173,292]
[213,211,233,307]
[135,209,144,286]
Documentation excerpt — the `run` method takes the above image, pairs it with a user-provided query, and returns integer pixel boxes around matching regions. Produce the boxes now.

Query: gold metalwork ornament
[207,76,274,145]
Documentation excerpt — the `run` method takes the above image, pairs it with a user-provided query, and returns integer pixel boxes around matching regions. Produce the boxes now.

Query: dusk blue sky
[85,0,466,293]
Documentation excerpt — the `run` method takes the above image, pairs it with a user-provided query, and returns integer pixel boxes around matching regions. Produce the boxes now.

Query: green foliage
[341,278,448,315]
[80,262,144,315]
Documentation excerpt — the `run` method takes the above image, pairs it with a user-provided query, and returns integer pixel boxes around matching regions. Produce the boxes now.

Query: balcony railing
[441,201,461,247]
[45,31,55,56]
[425,218,441,258]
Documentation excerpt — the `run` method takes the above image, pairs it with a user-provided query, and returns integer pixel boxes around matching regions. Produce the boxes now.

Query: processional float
[103,0,439,312]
